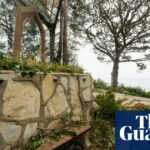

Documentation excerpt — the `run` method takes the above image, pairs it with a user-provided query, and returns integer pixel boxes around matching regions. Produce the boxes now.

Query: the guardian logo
[120,114,150,141]
[115,111,150,150]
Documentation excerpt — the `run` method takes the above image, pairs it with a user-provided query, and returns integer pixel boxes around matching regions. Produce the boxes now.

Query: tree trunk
[7,29,13,51]
[57,5,64,64]
[63,0,69,65]
[50,28,55,63]
[111,59,119,89]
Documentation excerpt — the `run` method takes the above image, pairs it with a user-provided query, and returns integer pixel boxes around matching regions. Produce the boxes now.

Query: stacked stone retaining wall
[0,71,92,150]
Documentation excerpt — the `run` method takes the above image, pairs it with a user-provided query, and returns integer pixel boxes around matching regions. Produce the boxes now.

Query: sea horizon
[119,78,150,91]
[98,78,150,92]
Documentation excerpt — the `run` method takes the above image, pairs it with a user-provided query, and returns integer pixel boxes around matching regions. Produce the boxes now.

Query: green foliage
[91,119,114,150]
[68,120,82,128]
[145,92,150,98]
[21,134,42,150]
[93,79,107,89]
[0,52,20,70]
[49,132,61,141]
[93,79,150,98]
[91,90,123,150]
[95,90,123,121]
[49,128,76,141]
[60,129,76,137]
[0,53,84,75]
[116,85,150,98]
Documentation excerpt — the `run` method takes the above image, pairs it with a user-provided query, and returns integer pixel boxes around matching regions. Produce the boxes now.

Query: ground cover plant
[0,52,84,75]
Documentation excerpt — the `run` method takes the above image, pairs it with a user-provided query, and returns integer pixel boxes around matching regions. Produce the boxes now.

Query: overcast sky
[77,45,150,90]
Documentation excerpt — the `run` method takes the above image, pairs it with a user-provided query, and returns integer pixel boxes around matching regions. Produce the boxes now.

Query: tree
[74,0,150,88]
[57,3,63,63]
[0,0,15,51]
[63,0,69,64]
[0,0,77,64]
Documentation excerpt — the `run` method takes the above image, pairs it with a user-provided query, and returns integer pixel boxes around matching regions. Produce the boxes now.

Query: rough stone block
[0,122,22,145]
[83,88,92,101]
[45,85,70,117]
[70,77,83,121]
[3,80,40,120]
[47,120,61,130]
[3,145,11,150]
[23,123,38,141]
[79,76,91,89]
[0,72,92,149]
[42,74,56,103]
[60,77,68,90]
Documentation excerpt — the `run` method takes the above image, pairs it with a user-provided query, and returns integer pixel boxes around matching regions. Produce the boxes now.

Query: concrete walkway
[115,92,150,107]
[93,90,150,107]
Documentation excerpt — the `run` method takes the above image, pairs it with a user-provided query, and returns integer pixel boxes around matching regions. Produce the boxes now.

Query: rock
[3,80,40,120]
[3,145,11,150]
[23,123,38,141]
[0,137,4,150]
[0,122,21,145]
[82,88,92,101]
[38,122,45,128]
[42,74,56,103]
[60,77,68,91]
[0,71,18,79]
[92,101,99,111]
[47,120,61,130]
[45,85,70,117]
[70,77,83,121]
[79,76,91,89]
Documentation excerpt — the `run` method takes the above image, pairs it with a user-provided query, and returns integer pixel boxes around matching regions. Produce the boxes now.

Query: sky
[77,45,150,91]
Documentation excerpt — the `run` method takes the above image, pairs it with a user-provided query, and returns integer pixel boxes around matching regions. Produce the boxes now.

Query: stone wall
[0,71,92,150]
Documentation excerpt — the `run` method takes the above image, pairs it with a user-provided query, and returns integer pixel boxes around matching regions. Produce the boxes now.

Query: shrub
[0,52,19,70]
[117,85,146,96]
[93,79,107,89]
[0,53,84,74]
[91,119,114,150]
[95,90,123,121]
[93,78,150,98]
[91,91,123,150]
[145,92,150,98]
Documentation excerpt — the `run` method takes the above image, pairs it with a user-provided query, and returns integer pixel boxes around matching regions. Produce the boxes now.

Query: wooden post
[13,7,24,58]
[13,7,46,62]
[50,28,55,63]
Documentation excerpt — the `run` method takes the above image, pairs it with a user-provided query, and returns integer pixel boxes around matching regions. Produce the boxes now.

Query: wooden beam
[13,7,46,62]
[13,7,24,58]
[37,124,91,150]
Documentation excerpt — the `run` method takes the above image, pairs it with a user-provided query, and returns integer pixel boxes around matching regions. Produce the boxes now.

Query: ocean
[119,79,150,91]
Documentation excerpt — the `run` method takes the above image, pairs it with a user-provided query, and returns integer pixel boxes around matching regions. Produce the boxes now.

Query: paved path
[115,92,150,107]
[93,91,150,107]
